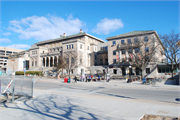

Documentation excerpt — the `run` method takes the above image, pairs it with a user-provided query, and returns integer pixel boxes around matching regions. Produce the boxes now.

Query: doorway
[122,68,126,75]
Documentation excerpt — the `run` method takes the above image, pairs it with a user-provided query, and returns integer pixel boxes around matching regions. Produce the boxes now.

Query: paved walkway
[0,78,179,120]
[36,77,180,91]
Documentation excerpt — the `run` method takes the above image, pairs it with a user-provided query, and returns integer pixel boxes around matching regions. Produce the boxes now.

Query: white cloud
[2,32,12,36]
[8,15,85,41]
[92,18,124,34]
[6,44,31,49]
[0,38,11,43]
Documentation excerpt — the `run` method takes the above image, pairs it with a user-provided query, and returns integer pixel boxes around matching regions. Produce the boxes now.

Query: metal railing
[0,75,34,102]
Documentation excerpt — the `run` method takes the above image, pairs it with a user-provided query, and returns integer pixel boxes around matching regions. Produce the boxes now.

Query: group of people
[68,74,110,83]
[72,75,102,83]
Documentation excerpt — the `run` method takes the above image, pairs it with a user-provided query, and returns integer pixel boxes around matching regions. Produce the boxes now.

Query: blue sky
[0,1,179,50]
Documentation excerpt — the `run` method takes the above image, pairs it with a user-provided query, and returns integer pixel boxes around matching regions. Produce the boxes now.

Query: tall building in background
[0,47,23,73]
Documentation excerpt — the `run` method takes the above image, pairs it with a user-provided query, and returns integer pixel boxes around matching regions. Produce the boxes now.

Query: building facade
[0,47,23,73]
[7,51,30,73]
[28,29,105,75]
[105,30,166,78]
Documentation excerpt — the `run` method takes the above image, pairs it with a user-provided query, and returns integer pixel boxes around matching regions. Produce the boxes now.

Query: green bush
[15,71,43,76]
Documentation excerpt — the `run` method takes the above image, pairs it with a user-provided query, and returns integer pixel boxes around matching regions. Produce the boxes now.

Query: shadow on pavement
[3,94,103,120]
[59,85,136,100]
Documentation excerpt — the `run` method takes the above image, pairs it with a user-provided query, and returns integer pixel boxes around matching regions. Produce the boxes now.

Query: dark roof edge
[106,31,155,40]
[35,32,105,45]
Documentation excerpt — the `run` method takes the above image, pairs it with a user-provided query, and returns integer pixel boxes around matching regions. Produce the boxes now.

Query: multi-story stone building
[105,30,166,78]
[0,47,23,73]
[28,29,105,75]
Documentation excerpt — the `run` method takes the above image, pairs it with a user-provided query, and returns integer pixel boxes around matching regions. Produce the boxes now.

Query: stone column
[48,57,50,67]
[52,56,54,66]
[56,56,58,65]
[119,50,121,62]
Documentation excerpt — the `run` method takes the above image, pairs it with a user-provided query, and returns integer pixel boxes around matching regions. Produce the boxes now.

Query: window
[57,48,59,51]
[112,41,116,46]
[32,61,33,66]
[0,50,5,53]
[145,56,149,62]
[162,66,165,73]
[113,51,116,55]
[80,58,82,63]
[105,59,108,65]
[113,59,116,64]
[146,68,150,74]
[113,69,117,74]
[6,51,12,54]
[100,59,103,65]
[121,40,125,44]
[104,46,108,50]
[144,37,148,42]
[134,38,138,43]
[71,58,74,63]
[95,55,97,59]
[158,66,171,73]
[127,39,131,44]
[80,44,82,49]
[53,49,55,52]
[87,46,89,50]
[35,61,37,67]
[71,70,73,74]
[67,45,68,49]
[69,45,71,49]
[66,58,69,64]
[128,49,132,53]
[134,48,139,53]
[72,44,74,49]
[145,47,149,53]
[121,50,126,54]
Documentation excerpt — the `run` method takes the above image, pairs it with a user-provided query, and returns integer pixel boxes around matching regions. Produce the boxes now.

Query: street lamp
[129,66,131,83]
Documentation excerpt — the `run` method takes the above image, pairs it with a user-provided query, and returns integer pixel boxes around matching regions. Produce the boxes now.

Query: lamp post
[129,66,131,83]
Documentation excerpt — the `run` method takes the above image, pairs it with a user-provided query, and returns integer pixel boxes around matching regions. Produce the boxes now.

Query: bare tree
[53,56,67,77]
[55,50,83,78]
[117,34,161,80]
[159,30,180,79]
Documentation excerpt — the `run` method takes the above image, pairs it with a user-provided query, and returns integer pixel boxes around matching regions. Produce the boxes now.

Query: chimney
[63,33,66,36]
[60,35,62,38]
[80,29,83,33]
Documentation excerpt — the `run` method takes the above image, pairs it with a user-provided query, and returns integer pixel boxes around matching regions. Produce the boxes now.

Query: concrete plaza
[0,79,180,120]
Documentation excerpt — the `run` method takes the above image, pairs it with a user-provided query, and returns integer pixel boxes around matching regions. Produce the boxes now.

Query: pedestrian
[89,75,91,82]
[91,75,93,81]
[74,76,77,83]
[68,77,71,83]
[86,75,87,82]
[98,75,101,80]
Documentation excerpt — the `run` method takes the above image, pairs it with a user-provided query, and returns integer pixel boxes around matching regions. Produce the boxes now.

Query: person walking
[74,76,77,83]
[91,75,93,81]
[98,75,101,81]
[86,75,87,82]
